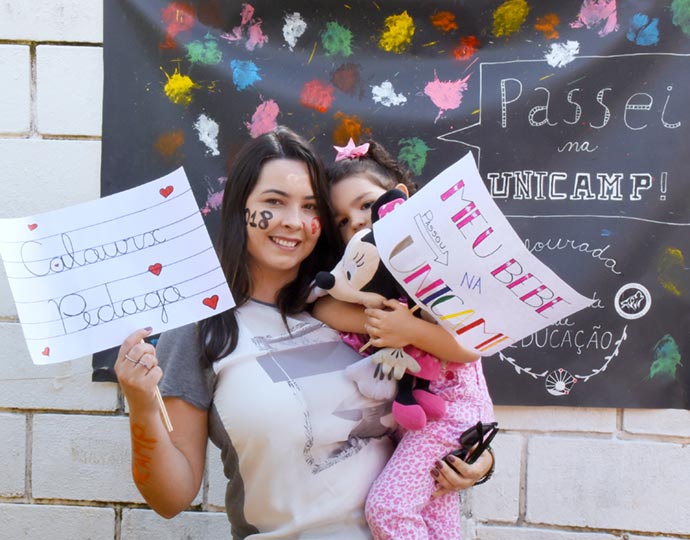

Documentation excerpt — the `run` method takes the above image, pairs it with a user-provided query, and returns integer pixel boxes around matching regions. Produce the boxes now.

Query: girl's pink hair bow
[333,138,370,162]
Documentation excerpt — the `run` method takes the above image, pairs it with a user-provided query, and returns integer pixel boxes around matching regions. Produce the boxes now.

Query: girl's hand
[364,299,418,349]
[430,448,494,498]
[114,328,162,410]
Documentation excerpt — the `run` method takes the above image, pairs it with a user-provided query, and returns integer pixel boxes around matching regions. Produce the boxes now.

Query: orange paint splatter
[333,112,371,146]
[155,130,184,160]
[431,11,458,33]
[535,13,560,39]
[331,63,361,96]
[453,35,480,60]
[161,2,196,49]
[301,79,335,113]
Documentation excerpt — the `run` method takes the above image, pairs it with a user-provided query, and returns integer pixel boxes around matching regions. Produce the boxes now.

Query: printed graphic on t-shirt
[254,321,393,473]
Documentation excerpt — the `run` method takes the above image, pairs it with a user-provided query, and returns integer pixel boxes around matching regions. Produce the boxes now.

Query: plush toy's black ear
[370,188,408,224]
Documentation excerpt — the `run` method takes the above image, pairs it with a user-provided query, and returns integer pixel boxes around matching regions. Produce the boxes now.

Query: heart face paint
[310,216,322,236]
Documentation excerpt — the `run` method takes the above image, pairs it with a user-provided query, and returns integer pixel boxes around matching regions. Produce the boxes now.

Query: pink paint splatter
[424,71,472,123]
[200,176,228,216]
[245,99,280,138]
[221,3,268,51]
[571,0,619,37]
[239,3,254,25]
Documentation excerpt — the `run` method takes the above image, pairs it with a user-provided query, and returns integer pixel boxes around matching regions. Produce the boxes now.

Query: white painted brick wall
[0,323,118,411]
[0,45,31,134]
[36,45,103,136]
[0,413,26,497]
[32,414,143,502]
[0,0,102,42]
[206,442,227,509]
[623,408,690,437]
[466,432,522,523]
[1,1,689,539]
[476,526,620,540]
[526,436,690,534]
[0,503,114,539]
[121,509,231,539]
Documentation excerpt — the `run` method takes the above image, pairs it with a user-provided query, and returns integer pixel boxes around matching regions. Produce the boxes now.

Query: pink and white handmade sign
[374,153,593,356]
[0,167,234,364]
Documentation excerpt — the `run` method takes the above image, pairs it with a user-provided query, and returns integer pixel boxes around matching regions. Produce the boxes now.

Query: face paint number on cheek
[244,208,274,229]
[310,216,321,235]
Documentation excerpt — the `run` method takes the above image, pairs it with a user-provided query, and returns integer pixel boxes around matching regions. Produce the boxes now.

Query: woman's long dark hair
[199,126,341,365]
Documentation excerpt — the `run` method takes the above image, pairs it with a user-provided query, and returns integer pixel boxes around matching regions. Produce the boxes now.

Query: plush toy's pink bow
[333,138,370,162]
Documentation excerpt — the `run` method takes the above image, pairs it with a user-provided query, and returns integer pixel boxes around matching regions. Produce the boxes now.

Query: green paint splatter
[186,34,223,65]
[398,137,430,176]
[649,334,682,379]
[671,0,690,36]
[322,21,353,57]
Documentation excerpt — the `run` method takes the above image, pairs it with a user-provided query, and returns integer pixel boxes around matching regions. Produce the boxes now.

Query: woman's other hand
[430,447,494,498]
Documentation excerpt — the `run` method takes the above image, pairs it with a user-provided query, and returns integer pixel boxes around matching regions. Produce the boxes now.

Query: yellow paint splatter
[162,66,200,106]
[379,11,415,53]
[493,0,530,38]
[658,247,686,296]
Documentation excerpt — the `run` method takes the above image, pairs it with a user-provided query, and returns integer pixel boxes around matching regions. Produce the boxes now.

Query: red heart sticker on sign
[203,295,219,310]
[148,263,163,276]
[28,223,38,231]
[41,347,50,356]
[160,185,174,198]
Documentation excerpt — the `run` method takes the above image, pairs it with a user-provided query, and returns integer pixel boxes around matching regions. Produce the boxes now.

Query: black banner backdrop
[97,0,690,409]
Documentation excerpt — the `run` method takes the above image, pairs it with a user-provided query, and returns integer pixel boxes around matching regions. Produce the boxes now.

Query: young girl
[313,138,496,540]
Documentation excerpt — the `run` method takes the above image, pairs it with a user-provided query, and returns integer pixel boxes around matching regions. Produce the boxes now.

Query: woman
[115,127,492,539]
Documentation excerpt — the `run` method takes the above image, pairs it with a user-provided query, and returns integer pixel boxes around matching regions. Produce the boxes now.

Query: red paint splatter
[333,112,371,146]
[331,63,361,96]
[155,130,184,159]
[161,2,196,49]
[301,80,335,113]
[431,11,458,33]
[453,35,480,60]
[535,13,560,40]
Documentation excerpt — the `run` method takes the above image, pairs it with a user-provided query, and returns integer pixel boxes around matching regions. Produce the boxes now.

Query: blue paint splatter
[230,59,261,91]
[627,13,659,46]
[601,229,612,237]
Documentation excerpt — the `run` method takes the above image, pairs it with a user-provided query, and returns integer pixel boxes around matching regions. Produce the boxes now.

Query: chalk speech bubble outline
[437,52,690,226]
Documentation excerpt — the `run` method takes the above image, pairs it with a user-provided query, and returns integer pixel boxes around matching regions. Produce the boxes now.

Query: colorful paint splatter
[102,0,690,407]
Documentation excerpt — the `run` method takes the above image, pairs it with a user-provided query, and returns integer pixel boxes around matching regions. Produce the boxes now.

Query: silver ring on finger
[124,354,139,365]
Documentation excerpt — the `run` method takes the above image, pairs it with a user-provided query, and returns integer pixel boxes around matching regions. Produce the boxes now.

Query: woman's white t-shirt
[158,300,395,539]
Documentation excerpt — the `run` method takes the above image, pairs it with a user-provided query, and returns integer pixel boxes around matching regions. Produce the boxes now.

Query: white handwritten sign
[0,167,234,364]
[374,152,593,356]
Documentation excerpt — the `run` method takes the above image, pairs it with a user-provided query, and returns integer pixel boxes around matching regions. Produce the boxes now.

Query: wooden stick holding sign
[155,387,174,432]
[0,167,234,433]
